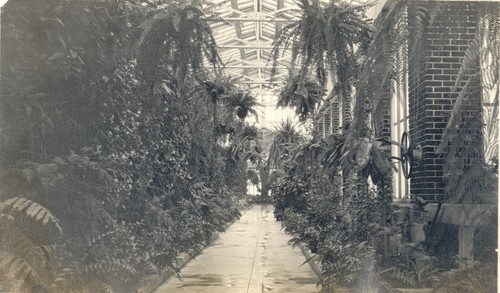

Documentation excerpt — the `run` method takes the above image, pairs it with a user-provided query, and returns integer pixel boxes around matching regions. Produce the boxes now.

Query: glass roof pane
[209,0,386,127]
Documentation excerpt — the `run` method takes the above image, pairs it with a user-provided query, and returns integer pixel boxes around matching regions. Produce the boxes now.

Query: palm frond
[268,119,304,168]
[0,197,63,292]
[0,250,43,292]
[137,3,222,83]
[271,0,372,107]
[223,90,261,120]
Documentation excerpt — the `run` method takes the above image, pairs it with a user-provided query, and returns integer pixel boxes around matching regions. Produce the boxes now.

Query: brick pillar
[407,1,483,203]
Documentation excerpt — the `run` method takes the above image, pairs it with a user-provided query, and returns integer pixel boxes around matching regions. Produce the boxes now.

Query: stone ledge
[423,203,496,226]
[297,242,322,277]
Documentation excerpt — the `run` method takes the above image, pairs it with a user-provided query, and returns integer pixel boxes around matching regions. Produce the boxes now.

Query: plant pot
[395,288,433,293]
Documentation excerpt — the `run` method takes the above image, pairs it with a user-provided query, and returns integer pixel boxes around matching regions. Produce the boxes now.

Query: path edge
[135,203,255,293]
[297,242,322,277]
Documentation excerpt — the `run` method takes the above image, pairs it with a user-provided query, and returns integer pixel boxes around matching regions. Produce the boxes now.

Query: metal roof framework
[208,0,373,125]
[209,0,371,94]
[209,0,300,96]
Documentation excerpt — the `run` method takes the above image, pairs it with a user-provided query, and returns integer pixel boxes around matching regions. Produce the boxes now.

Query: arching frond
[278,74,325,122]
[137,2,223,83]
[272,0,372,115]
[223,90,261,121]
[268,120,304,168]
[0,197,62,234]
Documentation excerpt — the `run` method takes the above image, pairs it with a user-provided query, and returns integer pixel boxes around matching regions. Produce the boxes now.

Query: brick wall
[407,1,483,202]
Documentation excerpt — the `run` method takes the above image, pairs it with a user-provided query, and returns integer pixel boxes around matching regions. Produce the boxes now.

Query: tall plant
[277,75,325,122]
[272,0,372,122]
[1,0,249,291]
[136,1,222,85]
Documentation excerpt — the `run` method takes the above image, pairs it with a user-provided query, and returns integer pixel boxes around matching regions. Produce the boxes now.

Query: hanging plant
[223,90,260,120]
[278,75,325,122]
[272,0,372,110]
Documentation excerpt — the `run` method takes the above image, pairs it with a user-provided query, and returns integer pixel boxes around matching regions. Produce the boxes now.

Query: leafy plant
[268,119,304,168]
[1,0,250,291]
[0,197,61,292]
[194,74,239,133]
[224,90,260,121]
[272,0,372,124]
[136,1,222,83]
[381,259,441,289]
[433,261,496,293]
[270,130,392,290]
[320,241,377,291]
[278,75,325,122]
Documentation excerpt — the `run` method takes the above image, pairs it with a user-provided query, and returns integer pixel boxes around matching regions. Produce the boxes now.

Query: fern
[437,4,500,202]
[381,266,417,288]
[223,90,260,121]
[0,197,62,292]
[0,250,42,292]
[381,259,441,289]
[272,0,372,125]
[277,74,325,122]
[0,197,62,233]
[137,2,223,84]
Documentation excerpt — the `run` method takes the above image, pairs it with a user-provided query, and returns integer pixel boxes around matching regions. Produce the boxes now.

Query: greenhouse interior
[0,0,498,292]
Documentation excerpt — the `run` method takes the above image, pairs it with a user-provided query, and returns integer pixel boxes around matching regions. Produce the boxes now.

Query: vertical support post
[458,226,475,266]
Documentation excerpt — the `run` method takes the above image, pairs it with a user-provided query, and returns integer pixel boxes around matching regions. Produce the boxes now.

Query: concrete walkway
[155,204,319,293]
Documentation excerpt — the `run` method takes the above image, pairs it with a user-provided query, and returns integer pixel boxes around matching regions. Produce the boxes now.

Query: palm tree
[268,119,304,168]
[278,75,325,122]
[223,90,260,121]
[256,120,304,199]
[228,124,261,163]
[200,75,238,132]
[272,0,372,115]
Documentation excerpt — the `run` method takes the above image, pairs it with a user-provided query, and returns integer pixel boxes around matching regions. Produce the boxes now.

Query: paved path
[155,204,319,293]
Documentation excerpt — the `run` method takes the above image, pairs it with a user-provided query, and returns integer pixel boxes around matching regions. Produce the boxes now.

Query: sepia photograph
[0,0,498,292]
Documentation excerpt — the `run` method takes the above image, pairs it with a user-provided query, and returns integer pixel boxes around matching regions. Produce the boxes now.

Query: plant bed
[134,235,216,293]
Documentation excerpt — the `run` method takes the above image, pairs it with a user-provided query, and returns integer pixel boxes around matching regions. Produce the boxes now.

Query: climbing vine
[0,0,253,291]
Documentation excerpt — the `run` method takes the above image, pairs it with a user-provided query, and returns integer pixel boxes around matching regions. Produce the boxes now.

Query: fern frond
[0,197,62,234]
[381,266,417,287]
[0,250,42,292]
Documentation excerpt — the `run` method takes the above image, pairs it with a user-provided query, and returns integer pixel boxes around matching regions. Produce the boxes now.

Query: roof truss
[209,0,298,93]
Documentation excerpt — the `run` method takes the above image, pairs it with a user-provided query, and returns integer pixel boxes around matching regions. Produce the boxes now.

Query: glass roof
[209,0,384,128]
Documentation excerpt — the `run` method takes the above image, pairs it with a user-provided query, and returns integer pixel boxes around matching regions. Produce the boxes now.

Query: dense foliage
[272,0,372,125]
[271,131,392,291]
[271,0,498,292]
[0,0,256,291]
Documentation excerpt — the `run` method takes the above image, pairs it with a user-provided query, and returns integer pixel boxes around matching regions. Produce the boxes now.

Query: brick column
[408,1,483,203]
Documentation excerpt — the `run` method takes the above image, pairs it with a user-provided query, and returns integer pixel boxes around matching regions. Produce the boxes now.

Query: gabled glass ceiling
[209,0,384,127]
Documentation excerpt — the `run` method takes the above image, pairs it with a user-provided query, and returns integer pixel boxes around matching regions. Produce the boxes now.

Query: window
[479,13,499,166]
[390,9,410,199]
